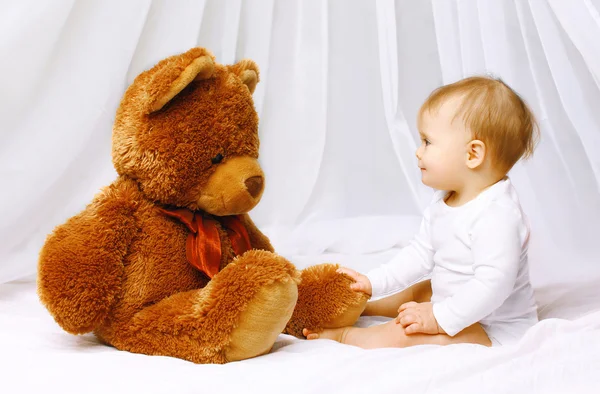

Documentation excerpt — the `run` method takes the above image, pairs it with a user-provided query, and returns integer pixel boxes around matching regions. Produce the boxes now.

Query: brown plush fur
[38,47,365,364]
[283,264,370,337]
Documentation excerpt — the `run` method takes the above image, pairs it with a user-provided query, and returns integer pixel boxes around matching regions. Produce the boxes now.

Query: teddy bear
[37,47,368,364]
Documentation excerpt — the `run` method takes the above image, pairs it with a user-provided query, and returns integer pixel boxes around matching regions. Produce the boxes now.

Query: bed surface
[2,251,599,394]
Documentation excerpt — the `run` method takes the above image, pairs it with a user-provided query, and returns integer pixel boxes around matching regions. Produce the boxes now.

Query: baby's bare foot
[303,327,350,343]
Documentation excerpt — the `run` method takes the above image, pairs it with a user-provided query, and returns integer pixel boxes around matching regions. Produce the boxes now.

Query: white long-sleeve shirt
[366,178,538,345]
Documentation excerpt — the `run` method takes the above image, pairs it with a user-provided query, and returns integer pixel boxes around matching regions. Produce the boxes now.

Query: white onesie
[366,177,538,346]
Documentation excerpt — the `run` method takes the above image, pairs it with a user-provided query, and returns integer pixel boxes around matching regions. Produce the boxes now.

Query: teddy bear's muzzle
[195,156,265,215]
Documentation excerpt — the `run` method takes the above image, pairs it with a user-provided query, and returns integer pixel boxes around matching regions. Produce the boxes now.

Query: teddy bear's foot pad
[224,279,298,361]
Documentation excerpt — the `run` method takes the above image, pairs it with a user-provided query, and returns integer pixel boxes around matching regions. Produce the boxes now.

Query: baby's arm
[432,204,523,336]
[366,207,435,299]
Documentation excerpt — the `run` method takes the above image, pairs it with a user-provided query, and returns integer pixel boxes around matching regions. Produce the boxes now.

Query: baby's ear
[466,140,486,169]
[142,48,216,113]
[227,59,260,94]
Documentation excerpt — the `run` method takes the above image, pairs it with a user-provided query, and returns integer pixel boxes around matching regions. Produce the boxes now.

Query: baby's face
[416,98,472,191]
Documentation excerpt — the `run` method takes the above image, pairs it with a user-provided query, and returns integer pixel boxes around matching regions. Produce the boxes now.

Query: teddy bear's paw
[283,263,370,338]
[209,250,300,361]
[224,277,298,361]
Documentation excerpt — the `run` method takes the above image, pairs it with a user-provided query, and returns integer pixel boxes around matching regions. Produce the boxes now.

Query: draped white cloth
[1,0,599,287]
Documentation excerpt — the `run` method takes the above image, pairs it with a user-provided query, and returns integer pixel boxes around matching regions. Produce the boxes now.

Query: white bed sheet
[1,251,599,394]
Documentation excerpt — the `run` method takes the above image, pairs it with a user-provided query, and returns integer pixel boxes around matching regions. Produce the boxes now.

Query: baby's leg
[362,280,432,318]
[304,320,491,348]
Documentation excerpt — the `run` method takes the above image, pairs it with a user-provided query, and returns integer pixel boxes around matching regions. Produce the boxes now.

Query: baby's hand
[336,267,372,296]
[395,302,445,335]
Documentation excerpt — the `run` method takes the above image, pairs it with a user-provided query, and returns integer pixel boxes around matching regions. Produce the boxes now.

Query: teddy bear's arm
[283,264,370,337]
[240,214,274,252]
[38,181,138,334]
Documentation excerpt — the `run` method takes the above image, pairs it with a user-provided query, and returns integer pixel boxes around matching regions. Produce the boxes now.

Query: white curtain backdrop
[1,0,599,287]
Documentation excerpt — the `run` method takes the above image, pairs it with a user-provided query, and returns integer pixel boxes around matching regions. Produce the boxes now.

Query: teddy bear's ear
[147,50,215,113]
[227,59,260,94]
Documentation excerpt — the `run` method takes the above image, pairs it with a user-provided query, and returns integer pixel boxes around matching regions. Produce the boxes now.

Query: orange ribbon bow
[160,208,251,279]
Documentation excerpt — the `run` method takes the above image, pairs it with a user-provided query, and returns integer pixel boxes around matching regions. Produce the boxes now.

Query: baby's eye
[422,139,431,146]
[211,153,224,164]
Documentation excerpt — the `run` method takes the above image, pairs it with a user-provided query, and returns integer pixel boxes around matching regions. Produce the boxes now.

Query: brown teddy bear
[38,47,368,364]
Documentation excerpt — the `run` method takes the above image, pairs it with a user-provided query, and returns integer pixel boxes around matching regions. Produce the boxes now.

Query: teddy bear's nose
[244,176,263,198]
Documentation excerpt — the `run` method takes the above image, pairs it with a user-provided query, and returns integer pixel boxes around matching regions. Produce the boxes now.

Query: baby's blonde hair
[419,76,539,174]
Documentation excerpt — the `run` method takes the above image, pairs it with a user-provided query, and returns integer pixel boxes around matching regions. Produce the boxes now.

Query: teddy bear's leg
[283,263,370,338]
[107,250,299,364]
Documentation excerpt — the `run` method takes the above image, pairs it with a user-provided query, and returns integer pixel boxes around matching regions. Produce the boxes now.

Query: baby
[304,76,539,348]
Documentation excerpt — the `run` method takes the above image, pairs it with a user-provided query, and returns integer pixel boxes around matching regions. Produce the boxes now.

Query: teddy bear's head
[112,47,264,216]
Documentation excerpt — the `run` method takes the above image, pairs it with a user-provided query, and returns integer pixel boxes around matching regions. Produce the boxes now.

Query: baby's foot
[303,327,350,343]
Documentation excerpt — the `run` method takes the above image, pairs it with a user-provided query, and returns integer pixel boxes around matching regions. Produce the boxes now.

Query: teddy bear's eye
[211,153,224,164]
